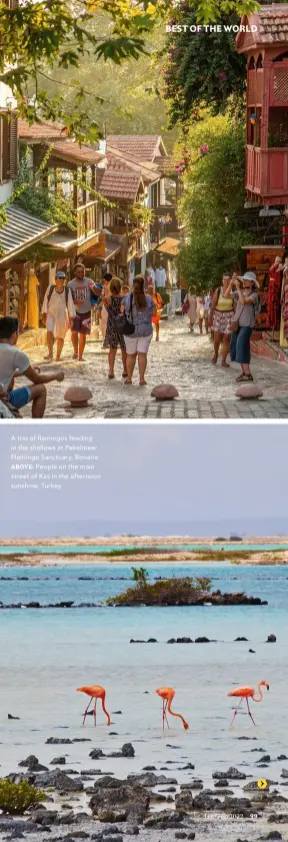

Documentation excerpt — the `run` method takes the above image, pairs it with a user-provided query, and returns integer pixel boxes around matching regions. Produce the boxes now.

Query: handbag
[114,293,135,336]
[182,298,189,315]
[231,304,244,333]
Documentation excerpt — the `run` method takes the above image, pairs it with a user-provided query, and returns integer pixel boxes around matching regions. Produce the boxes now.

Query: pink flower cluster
[199,144,209,155]
[215,70,227,82]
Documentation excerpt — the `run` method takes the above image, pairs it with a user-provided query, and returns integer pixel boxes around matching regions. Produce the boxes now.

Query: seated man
[0,317,65,418]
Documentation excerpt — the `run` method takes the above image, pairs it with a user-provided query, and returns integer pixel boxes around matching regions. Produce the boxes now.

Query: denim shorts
[8,386,31,409]
[230,326,252,365]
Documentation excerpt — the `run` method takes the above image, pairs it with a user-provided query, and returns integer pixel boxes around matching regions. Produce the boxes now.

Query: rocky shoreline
[2,742,288,842]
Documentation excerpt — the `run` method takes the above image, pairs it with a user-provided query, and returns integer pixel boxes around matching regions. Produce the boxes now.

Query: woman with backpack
[41,271,76,362]
[230,272,259,382]
[209,272,235,367]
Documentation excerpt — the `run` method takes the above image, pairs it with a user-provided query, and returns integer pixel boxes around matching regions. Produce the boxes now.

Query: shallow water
[0,562,287,793]
[1,541,288,553]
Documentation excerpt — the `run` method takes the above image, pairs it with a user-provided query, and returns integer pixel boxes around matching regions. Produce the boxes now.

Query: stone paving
[18,315,288,419]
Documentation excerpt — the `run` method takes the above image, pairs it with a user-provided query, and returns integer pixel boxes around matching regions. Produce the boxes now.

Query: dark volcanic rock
[266,634,277,643]
[54,771,83,792]
[195,637,210,643]
[212,766,246,780]
[89,779,149,823]
[214,779,229,788]
[234,637,248,641]
[89,749,105,759]
[8,714,20,720]
[144,810,184,829]
[175,790,193,812]
[121,743,135,758]
[18,755,48,772]
[127,773,177,787]
[46,737,72,744]
[51,756,66,765]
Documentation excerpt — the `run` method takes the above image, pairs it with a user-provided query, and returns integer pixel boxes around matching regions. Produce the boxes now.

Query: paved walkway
[19,316,288,419]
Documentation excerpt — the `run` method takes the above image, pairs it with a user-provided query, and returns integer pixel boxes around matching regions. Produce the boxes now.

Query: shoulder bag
[114,293,135,336]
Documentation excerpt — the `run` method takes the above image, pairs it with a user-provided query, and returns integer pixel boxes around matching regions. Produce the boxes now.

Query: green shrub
[0,778,45,815]
[106,575,212,606]
[131,566,148,585]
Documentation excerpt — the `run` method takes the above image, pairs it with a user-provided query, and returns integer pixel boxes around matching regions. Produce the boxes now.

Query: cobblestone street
[19,316,288,419]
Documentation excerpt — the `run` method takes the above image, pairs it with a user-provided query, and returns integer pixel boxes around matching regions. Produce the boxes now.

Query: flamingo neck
[252,683,263,703]
[167,698,186,727]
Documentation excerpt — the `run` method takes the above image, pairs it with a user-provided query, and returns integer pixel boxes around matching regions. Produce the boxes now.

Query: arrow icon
[258,778,268,789]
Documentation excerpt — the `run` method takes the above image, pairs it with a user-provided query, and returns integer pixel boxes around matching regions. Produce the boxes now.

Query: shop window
[248,56,255,69]
[256,54,263,69]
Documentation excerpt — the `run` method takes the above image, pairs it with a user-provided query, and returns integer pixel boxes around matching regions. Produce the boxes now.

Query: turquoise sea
[0,561,288,816]
[0,560,288,785]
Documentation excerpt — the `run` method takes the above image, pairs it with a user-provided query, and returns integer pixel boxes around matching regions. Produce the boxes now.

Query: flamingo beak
[266,684,270,690]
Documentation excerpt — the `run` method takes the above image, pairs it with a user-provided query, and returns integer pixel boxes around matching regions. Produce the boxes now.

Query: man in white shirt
[0,317,65,417]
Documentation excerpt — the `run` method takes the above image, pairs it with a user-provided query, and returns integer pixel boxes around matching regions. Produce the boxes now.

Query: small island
[106,568,267,607]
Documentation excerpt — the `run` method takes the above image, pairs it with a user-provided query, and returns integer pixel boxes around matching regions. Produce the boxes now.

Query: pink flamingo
[76,685,111,726]
[155,686,189,730]
[227,680,269,726]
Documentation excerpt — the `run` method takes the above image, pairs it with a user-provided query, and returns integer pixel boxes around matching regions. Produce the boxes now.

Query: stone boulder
[150,384,179,401]
[64,387,93,408]
[235,384,263,399]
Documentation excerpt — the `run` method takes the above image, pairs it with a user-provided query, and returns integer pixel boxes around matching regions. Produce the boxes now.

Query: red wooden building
[236,5,288,206]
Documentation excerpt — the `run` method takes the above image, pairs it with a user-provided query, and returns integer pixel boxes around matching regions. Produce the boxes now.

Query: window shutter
[10,0,19,7]
[10,114,18,178]
[2,116,10,180]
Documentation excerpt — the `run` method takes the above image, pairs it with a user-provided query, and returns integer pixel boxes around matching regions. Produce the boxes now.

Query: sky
[0,421,287,538]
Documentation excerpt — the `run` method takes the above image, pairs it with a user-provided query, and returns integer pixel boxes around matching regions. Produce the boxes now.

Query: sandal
[108,374,115,379]
[236,373,253,382]
[222,361,230,368]
[211,355,218,365]
[122,371,128,378]
[124,378,132,385]
[139,380,147,386]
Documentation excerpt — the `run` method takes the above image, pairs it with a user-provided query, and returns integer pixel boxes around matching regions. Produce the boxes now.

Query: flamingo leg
[229,696,243,727]
[94,698,97,727]
[164,700,169,729]
[246,697,256,726]
[83,696,93,726]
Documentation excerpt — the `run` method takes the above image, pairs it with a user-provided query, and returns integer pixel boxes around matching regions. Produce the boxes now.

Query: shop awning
[0,205,58,264]
[155,237,181,257]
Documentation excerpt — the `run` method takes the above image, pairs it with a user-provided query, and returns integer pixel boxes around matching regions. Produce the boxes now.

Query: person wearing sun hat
[42,271,76,362]
[230,271,259,383]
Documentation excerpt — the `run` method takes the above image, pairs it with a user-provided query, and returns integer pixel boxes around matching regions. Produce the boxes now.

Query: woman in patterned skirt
[103,277,127,380]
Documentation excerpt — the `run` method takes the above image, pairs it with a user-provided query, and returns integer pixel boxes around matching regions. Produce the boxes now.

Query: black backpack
[47,285,69,307]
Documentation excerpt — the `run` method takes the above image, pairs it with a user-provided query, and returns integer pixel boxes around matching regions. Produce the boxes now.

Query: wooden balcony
[153,205,184,234]
[150,219,166,247]
[77,200,100,241]
[109,224,148,262]
[246,145,288,205]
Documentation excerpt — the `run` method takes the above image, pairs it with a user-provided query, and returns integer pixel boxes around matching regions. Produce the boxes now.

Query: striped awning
[0,204,57,264]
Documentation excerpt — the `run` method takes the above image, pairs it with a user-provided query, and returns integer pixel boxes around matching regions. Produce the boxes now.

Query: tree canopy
[176,115,253,290]
[163,8,246,125]
[0,0,260,140]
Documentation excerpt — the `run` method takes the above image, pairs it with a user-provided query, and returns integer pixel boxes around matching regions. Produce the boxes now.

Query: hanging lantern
[250,113,257,125]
